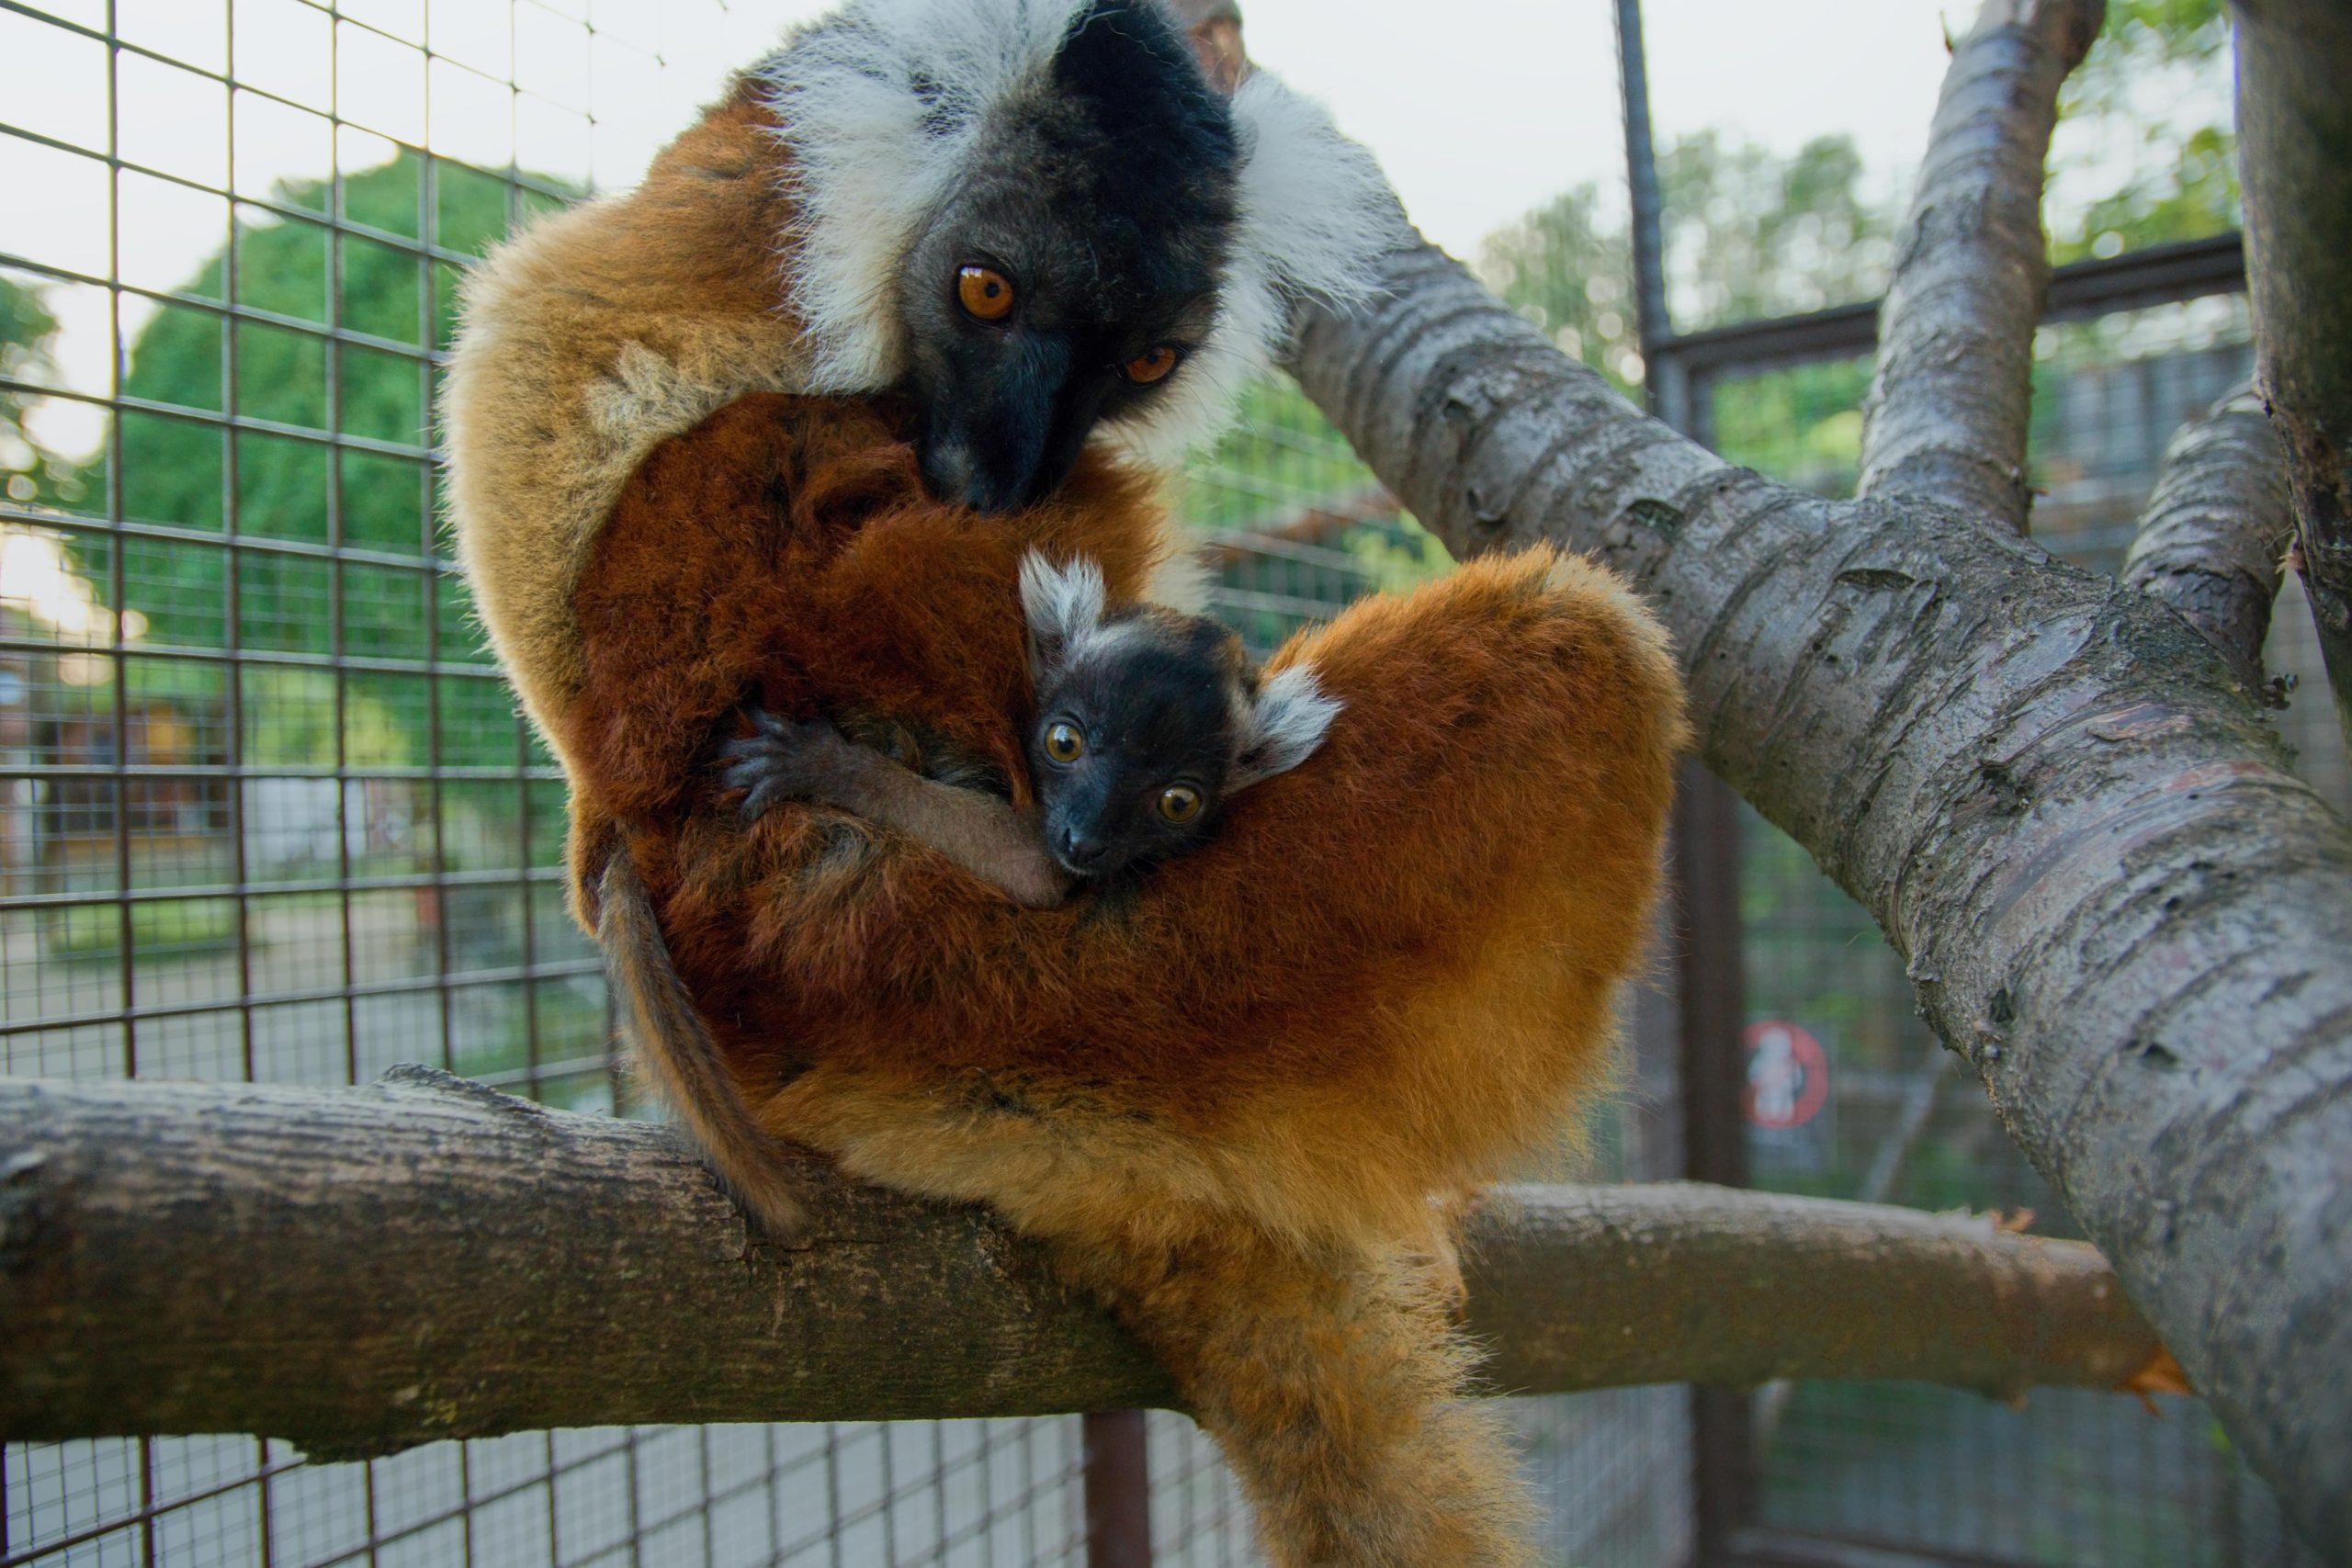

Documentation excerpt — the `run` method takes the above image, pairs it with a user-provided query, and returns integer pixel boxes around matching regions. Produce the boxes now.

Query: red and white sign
[1742,1021,1828,1131]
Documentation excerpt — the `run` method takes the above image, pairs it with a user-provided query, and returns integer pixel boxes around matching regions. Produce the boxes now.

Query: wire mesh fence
[5,4,1133,1564]
[1685,242,2339,1568]
[0,11,1689,1565]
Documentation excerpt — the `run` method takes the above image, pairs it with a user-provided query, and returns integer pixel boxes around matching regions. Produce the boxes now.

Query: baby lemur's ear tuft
[1020,550,1107,682]
[1232,665,1342,791]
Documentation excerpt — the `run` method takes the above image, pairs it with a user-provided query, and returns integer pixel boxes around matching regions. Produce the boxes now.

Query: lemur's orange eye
[1045,723,1086,764]
[1124,346,1181,385]
[1158,784,1203,823]
[957,265,1015,321]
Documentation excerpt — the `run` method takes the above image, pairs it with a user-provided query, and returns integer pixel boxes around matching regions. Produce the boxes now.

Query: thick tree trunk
[1289,245,2352,1556]
[0,1073,2169,1459]
[2233,0,2352,744]
[1857,0,2104,532]
[2121,382,2292,698]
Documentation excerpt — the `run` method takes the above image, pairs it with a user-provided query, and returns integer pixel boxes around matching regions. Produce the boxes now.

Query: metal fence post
[1083,1409,1154,1568]
[1615,2,1758,1562]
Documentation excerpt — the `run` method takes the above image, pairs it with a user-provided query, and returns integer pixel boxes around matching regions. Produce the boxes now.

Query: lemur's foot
[718,707,861,821]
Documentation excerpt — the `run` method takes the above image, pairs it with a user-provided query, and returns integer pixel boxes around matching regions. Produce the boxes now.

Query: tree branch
[2233,0,2352,742]
[1858,0,2105,531]
[1187,0,2350,1543]
[1289,244,2352,1556]
[1170,4,2346,1534]
[1756,1045,1956,1448]
[2121,382,2292,699]
[0,1073,2171,1459]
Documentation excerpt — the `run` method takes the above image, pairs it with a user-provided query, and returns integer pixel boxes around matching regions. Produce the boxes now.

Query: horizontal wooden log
[0,1070,2171,1461]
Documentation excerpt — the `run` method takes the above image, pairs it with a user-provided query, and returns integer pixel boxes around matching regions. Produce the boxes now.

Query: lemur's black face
[1026,615,1245,879]
[900,0,1238,514]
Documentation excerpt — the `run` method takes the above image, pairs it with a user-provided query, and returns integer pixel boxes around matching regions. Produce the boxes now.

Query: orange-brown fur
[1069,1228,1534,1565]
[566,394,1683,1259]
[444,81,816,761]
[556,393,1681,1564]
[453,81,1687,1568]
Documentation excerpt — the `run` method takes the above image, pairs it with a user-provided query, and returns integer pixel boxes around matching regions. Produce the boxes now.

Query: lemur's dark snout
[916,418,1058,514]
[918,437,977,509]
[913,333,1090,514]
[1055,823,1108,870]
[920,432,1080,516]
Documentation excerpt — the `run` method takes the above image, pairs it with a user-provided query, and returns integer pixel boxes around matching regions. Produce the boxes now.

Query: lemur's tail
[596,846,808,1241]
[1078,1224,1538,1568]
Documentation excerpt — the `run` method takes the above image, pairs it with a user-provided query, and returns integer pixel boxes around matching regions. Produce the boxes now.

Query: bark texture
[2234,0,2352,742]
[1290,243,2352,1555]
[2121,383,2292,698]
[1216,0,2346,1537]
[1858,0,2104,532]
[0,1073,2168,1459]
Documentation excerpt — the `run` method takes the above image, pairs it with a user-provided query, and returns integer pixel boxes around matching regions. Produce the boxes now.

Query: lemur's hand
[718,707,868,821]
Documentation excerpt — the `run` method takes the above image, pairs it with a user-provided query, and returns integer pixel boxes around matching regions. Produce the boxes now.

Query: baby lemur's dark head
[767,0,1403,512]
[1020,551,1339,879]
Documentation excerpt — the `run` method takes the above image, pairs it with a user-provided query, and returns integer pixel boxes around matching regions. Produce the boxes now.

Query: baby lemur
[719,551,1339,907]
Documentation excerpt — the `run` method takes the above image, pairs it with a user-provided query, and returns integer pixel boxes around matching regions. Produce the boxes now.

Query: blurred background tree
[2,276,85,510]
[2052,0,2238,262]
[56,153,571,778]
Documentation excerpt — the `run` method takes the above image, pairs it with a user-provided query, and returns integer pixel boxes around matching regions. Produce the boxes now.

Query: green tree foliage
[1658,132,1896,331]
[1478,182,1643,389]
[1474,0,2235,360]
[2052,0,2239,261]
[1476,131,1889,490]
[1465,3,2236,501]
[1478,132,1897,389]
[2,276,85,510]
[83,152,571,772]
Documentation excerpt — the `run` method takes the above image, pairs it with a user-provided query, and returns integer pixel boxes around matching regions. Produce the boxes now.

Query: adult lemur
[444,2,1687,1562]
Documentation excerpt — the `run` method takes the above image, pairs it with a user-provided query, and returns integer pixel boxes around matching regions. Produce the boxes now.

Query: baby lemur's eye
[1158,784,1203,823]
[1044,723,1086,764]
[1123,346,1181,385]
[957,265,1015,322]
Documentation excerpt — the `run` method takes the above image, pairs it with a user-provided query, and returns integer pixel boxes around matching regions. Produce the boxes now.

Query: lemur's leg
[1071,1224,1538,1568]
[719,709,1071,910]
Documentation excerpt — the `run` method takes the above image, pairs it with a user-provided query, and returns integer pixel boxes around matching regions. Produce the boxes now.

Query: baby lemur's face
[1020,552,1343,881]
[1028,613,1247,877]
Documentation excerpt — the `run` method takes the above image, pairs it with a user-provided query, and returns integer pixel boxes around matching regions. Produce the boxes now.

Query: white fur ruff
[756,0,1406,461]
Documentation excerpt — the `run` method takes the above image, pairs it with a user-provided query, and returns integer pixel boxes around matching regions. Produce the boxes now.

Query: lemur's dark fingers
[718,756,777,794]
[740,775,797,822]
[744,705,797,739]
[716,736,776,767]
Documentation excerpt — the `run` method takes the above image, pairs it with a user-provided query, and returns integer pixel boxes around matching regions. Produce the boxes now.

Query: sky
[2,0,2023,465]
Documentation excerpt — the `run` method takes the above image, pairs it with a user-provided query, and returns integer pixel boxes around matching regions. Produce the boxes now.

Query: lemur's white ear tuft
[1020,550,1107,681]
[1232,665,1342,791]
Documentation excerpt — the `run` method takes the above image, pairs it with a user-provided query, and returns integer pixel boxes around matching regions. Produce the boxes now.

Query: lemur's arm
[720,709,1073,910]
